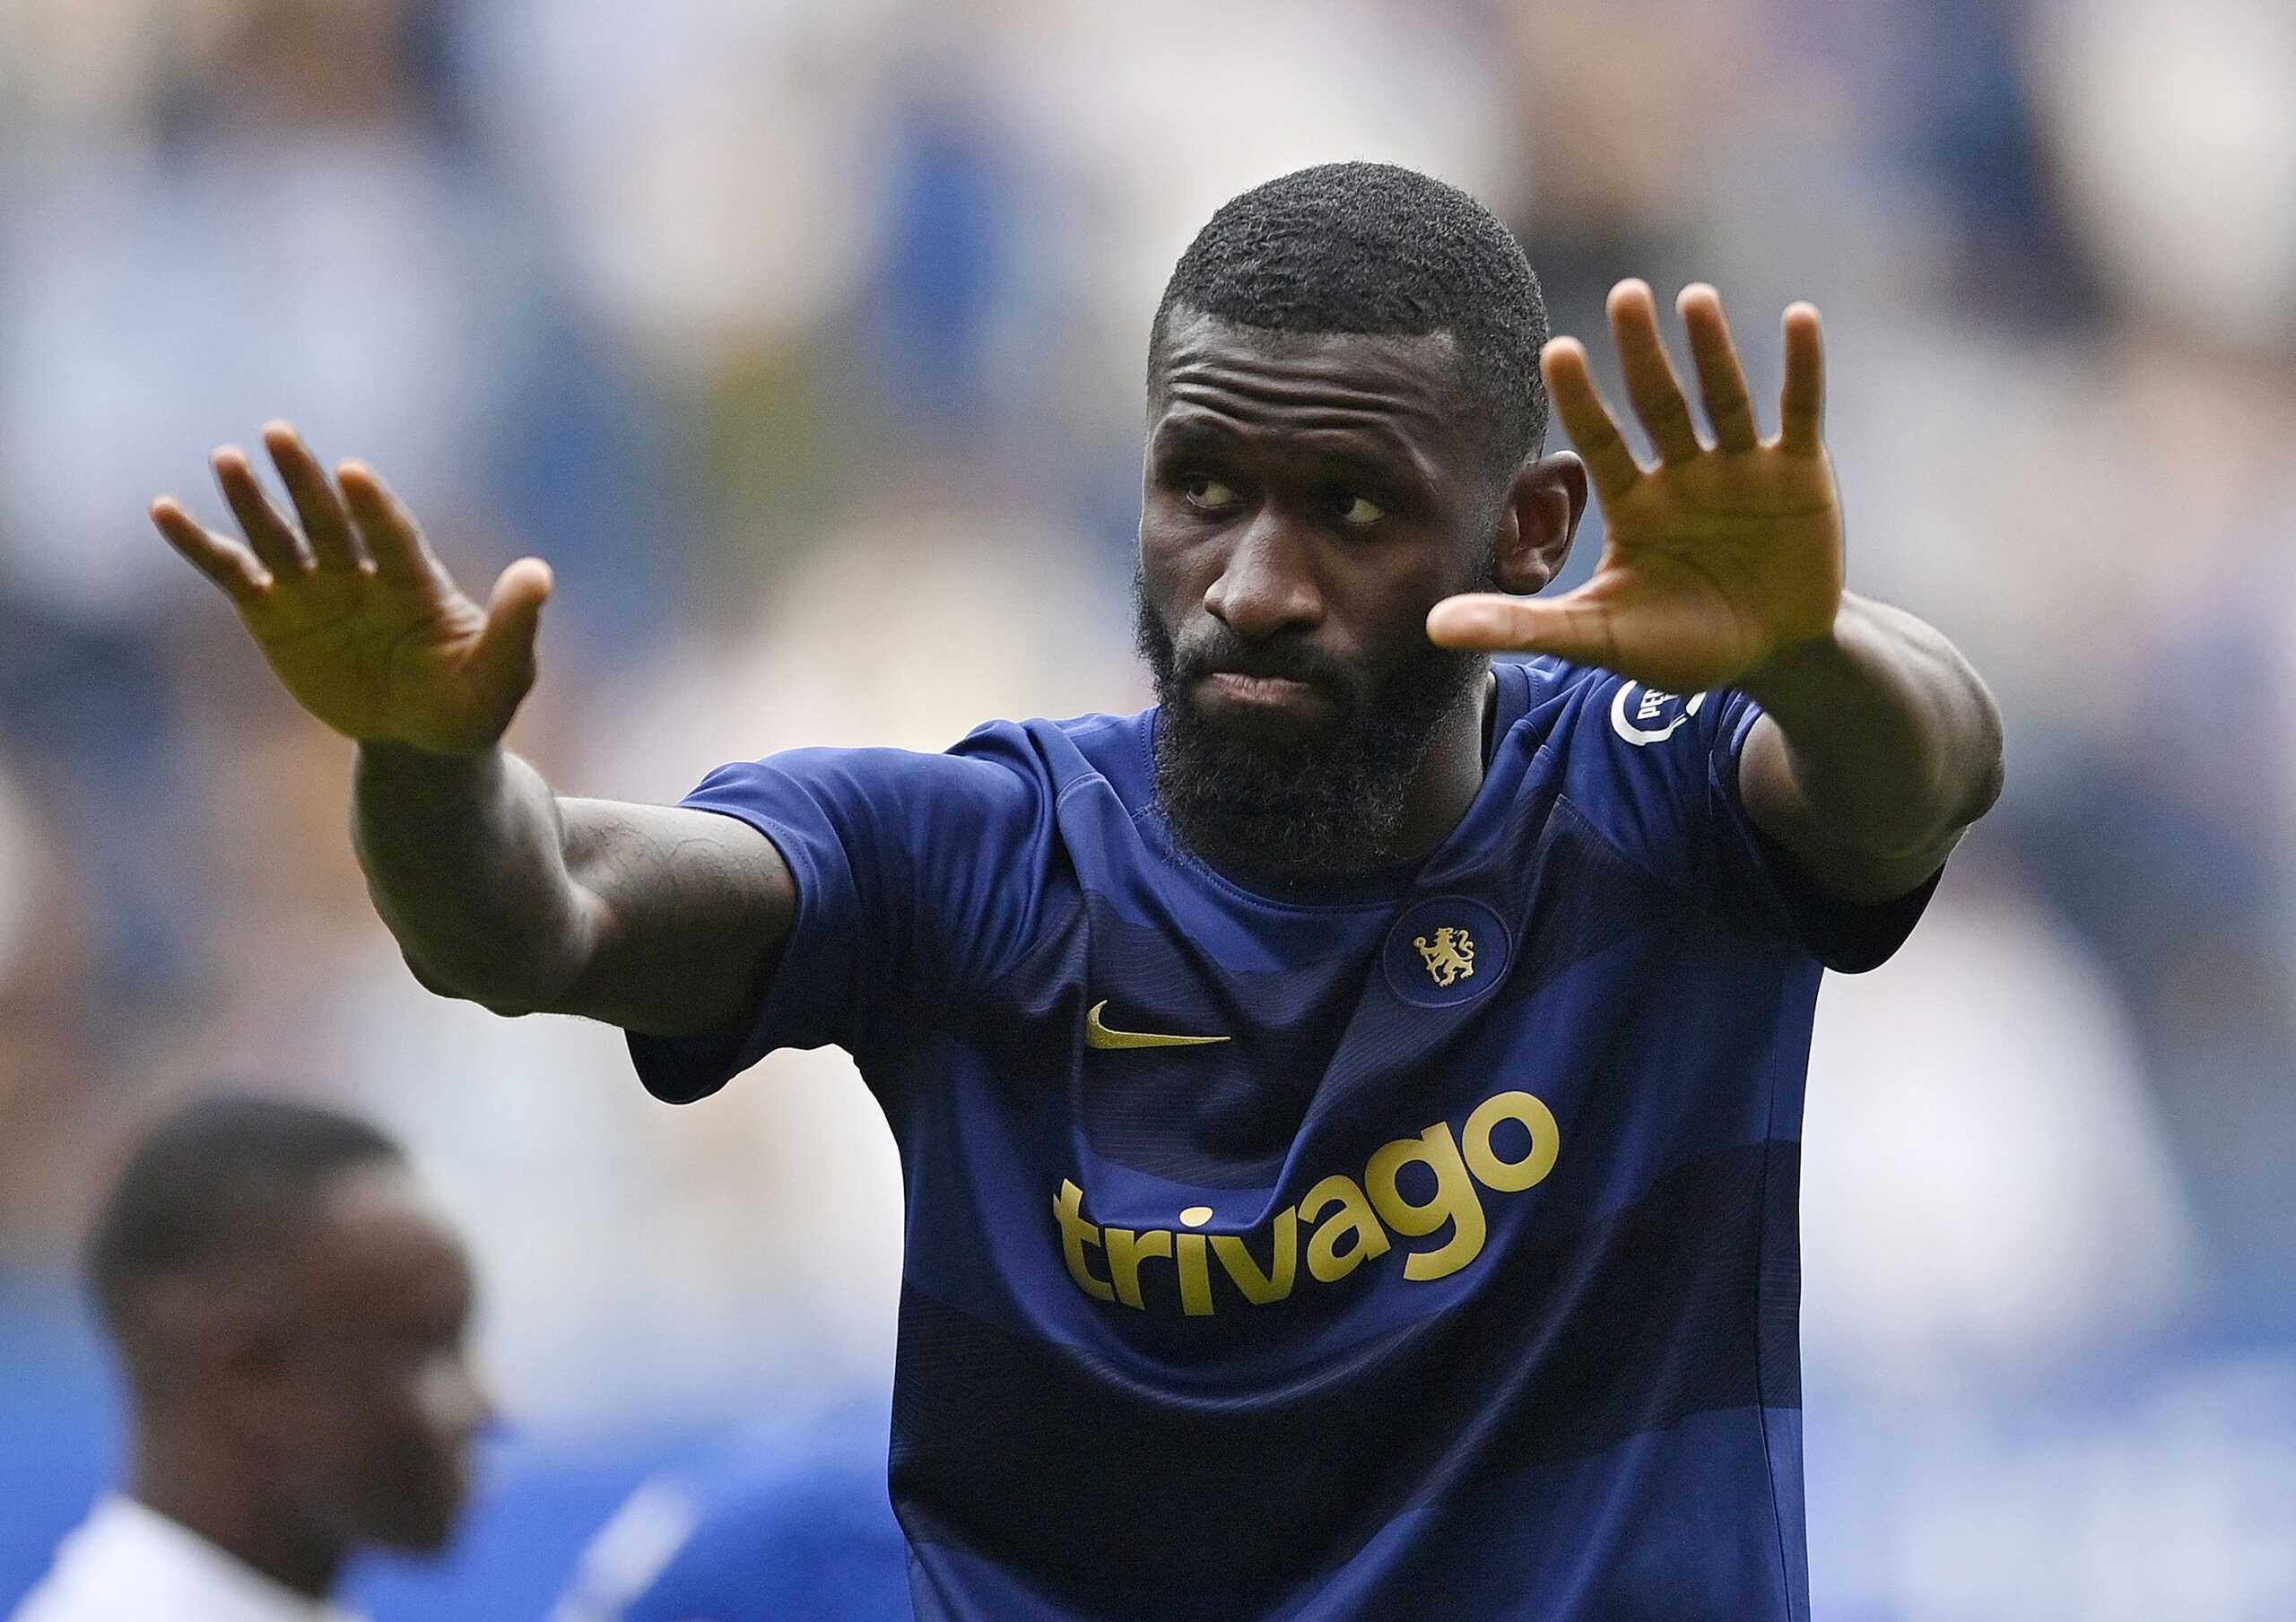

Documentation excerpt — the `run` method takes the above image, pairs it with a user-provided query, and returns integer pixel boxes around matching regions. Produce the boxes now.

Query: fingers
[262,422,365,572]
[1541,339,1642,505]
[1427,591,1615,667]
[1779,302,1825,453]
[1676,284,1760,453]
[1606,280,1702,465]
[152,497,272,605]
[161,425,473,620]
[471,558,552,696]
[212,447,310,577]
[1569,284,1827,463]
[336,460,438,586]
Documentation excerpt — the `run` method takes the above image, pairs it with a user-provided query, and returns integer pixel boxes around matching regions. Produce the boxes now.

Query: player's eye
[1333,491,1387,526]
[1181,475,1239,510]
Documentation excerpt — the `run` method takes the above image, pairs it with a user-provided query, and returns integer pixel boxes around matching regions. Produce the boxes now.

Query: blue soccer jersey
[630,657,1937,1622]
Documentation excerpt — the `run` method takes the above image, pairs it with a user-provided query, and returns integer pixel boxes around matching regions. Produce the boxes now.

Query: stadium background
[1,0,2292,1616]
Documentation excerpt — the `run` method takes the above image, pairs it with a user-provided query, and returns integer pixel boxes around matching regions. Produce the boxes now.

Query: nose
[429,1354,498,1447]
[1204,508,1323,642]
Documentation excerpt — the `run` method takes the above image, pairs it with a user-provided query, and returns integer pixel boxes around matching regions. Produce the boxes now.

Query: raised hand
[1428,281,1843,695]
[152,424,552,755]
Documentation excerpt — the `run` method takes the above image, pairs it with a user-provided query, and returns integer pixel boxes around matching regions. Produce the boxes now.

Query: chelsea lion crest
[1385,897,1509,1009]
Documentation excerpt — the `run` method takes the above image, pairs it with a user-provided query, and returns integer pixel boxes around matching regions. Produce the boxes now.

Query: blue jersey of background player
[155,163,2004,1620]
[552,1400,909,1622]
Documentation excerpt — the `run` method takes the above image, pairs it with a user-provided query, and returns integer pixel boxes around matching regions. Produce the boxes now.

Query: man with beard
[11,1096,488,1622]
[150,163,2000,1620]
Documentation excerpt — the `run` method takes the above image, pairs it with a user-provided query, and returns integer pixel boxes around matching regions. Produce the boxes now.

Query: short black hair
[1150,161,1550,471]
[87,1094,403,1339]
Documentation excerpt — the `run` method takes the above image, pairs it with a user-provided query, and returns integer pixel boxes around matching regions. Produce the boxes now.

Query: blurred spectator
[1803,852,2199,1393]
[0,0,665,995]
[552,1397,909,1622]
[9,1095,488,1622]
[2035,0,2296,351]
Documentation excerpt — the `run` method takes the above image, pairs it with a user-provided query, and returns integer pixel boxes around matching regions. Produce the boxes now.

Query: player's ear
[1491,452,1586,595]
[204,1295,305,1446]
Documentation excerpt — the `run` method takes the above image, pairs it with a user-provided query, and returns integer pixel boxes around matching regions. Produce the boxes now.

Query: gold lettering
[1364,1123,1488,1281]
[1054,1180,1113,1301]
[1174,1231,1215,1316]
[1103,1227,1174,1311]
[1058,1090,1560,1311]
[1211,1208,1299,1305]
[1462,1091,1560,1193]
[1300,1174,1392,1283]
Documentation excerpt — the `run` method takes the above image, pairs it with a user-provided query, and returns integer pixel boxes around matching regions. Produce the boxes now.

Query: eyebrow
[1152,410,1419,463]
[1149,412,1439,499]
[1148,416,1245,457]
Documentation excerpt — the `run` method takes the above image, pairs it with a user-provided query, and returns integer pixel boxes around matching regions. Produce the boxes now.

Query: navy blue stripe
[889,1141,1799,1615]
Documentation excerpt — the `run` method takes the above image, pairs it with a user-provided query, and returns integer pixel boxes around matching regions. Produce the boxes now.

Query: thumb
[1427,592,1612,663]
[472,557,553,696]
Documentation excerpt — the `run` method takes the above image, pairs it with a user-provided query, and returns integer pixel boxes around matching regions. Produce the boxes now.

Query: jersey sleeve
[627,726,1057,1103]
[1558,672,1937,972]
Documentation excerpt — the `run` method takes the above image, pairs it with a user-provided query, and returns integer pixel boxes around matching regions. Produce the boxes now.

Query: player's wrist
[355,735,507,782]
[1736,591,1860,701]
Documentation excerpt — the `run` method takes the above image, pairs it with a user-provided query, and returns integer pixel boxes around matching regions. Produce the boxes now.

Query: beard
[1135,573,1492,891]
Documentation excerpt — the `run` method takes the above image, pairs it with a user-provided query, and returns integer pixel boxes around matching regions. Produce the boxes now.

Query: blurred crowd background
[2,0,2292,1617]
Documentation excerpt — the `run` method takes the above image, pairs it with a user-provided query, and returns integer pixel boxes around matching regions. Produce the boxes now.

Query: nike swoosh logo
[1084,1001,1231,1050]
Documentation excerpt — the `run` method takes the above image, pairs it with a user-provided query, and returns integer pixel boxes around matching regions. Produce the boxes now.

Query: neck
[133,1427,344,1601]
[1387,669,1498,863]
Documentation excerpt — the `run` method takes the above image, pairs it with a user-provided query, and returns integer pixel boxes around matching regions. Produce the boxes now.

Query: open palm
[1430,281,1843,696]
[152,424,552,756]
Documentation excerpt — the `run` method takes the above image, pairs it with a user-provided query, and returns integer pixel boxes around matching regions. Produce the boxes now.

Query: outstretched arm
[349,745,790,1030]
[1430,281,2002,904]
[1734,594,2001,902]
[153,425,792,1032]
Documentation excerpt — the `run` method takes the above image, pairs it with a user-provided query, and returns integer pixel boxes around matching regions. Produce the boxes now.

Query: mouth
[1196,668,1336,716]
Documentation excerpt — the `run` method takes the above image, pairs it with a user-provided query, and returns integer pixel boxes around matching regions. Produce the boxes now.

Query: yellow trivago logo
[1053,1089,1560,1316]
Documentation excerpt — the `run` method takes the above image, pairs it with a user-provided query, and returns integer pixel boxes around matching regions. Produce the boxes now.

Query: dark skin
[147,278,1998,1035]
[1143,287,2002,901]
[1426,281,2004,901]
[1138,308,1585,863]
[126,1166,490,1598]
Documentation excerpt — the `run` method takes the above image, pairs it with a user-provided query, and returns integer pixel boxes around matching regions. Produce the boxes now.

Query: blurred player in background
[552,1397,910,1622]
[151,163,2001,1618]
[9,1097,488,1622]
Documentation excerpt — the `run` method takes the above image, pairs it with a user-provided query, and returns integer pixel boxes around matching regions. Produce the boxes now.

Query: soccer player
[150,163,2002,1619]
[11,1097,488,1622]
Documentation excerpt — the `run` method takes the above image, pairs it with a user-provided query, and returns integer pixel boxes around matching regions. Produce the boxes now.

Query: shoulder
[5,1572,69,1622]
[947,707,1152,795]
[6,1503,159,1620]
[713,707,1147,807]
[1502,656,1756,787]
[1492,657,1764,882]
[1505,657,1734,753]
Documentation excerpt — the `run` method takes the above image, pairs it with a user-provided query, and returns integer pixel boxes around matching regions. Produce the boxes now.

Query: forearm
[544,797,794,1036]
[1741,594,2004,863]
[351,743,601,1015]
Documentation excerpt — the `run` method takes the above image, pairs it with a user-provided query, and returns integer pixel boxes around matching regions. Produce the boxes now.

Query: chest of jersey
[884,785,1809,1376]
